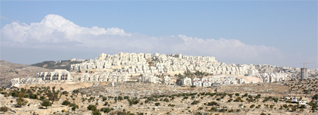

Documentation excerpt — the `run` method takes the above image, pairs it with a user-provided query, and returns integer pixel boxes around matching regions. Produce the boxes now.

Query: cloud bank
[1,14,284,65]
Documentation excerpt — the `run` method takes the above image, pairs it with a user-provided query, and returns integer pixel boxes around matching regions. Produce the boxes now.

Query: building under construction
[301,68,308,80]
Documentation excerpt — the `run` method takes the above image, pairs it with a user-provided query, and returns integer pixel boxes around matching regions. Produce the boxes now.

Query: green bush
[28,93,38,99]
[100,107,112,113]
[41,99,52,108]
[191,100,200,105]
[168,104,175,107]
[70,103,78,111]
[124,96,129,99]
[61,91,68,95]
[250,104,255,108]
[118,96,123,101]
[72,90,79,94]
[128,98,140,106]
[87,105,97,111]
[0,107,8,112]
[207,101,219,106]
[210,107,217,111]
[92,110,101,115]
[102,97,107,101]
[155,102,160,106]
[234,97,243,102]
[163,98,169,102]
[242,93,248,97]
[62,100,71,105]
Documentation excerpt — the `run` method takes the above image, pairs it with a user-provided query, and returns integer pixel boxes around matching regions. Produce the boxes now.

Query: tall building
[301,68,308,80]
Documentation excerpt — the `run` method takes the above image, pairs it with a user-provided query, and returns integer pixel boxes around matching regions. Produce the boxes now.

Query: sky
[0,1,317,69]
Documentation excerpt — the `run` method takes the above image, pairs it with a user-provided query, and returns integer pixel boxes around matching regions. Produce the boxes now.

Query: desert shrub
[61,91,68,95]
[128,98,140,106]
[234,97,243,102]
[163,98,169,102]
[242,93,248,97]
[250,104,255,108]
[11,91,19,97]
[191,100,200,105]
[235,93,240,96]
[92,110,101,115]
[70,103,78,111]
[312,94,318,100]
[41,99,52,108]
[100,107,112,113]
[28,93,38,99]
[124,96,129,99]
[155,102,160,106]
[102,97,107,101]
[87,105,97,111]
[272,98,278,103]
[0,107,8,112]
[72,90,79,94]
[299,105,306,108]
[207,101,219,106]
[168,104,175,107]
[210,107,217,111]
[62,100,71,105]
[118,96,123,101]
[228,109,233,112]
[263,97,271,102]
[16,97,28,107]
[219,108,226,112]
[228,94,233,98]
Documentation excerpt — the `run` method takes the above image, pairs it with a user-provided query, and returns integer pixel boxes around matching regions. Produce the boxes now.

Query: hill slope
[31,60,82,70]
[0,60,52,87]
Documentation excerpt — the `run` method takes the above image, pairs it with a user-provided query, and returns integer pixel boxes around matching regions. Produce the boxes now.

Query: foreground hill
[31,60,83,70]
[0,60,52,87]
[0,80,317,115]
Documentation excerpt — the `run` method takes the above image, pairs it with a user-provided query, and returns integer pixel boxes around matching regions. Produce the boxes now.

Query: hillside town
[2,52,318,115]
[10,52,318,87]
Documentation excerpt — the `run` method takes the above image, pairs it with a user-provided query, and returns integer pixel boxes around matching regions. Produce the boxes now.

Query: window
[45,74,51,80]
[52,74,59,80]
[61,74,68,80]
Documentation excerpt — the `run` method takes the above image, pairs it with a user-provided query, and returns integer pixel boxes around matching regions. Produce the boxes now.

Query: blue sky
[1,1,317,69]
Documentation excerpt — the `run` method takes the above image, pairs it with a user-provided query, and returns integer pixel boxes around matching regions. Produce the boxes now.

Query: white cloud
[1,14,285,65]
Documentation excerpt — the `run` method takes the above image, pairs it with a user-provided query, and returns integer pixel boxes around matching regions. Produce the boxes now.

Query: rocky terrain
[0,60,52,87]
[0,79,318,115]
